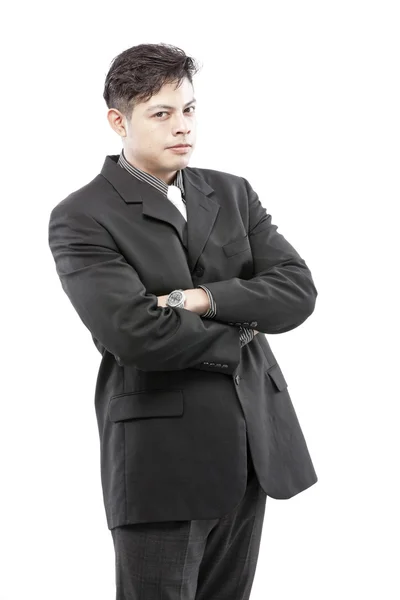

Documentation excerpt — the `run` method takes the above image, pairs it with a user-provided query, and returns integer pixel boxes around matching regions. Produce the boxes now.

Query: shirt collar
[117,148,185,200]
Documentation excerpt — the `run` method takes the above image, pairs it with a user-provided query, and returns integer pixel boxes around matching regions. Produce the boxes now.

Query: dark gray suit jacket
[48,154,318,529]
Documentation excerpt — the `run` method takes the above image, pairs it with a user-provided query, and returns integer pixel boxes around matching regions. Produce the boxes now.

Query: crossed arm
[156,289,259,344]
[48,176,316,375]
[155,174,318,340]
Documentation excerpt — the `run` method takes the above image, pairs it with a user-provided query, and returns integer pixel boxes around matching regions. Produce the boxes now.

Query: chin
[170,157,190,167]
[178,152,192,161]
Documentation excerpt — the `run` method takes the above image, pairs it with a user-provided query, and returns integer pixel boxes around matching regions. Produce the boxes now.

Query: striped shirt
[117,149,254,347]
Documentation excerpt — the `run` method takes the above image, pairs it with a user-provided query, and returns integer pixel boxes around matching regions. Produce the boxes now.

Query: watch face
[168,291,183,306]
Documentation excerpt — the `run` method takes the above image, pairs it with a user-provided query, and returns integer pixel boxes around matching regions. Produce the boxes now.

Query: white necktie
[167,185,187,221]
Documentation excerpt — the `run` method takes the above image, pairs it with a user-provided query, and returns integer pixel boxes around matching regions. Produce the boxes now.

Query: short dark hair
[103,43,201,120]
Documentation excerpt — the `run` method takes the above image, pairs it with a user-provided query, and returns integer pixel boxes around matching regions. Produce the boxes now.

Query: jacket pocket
[223,235,251,257]
[266,363,288,392]
[108,389,184,422]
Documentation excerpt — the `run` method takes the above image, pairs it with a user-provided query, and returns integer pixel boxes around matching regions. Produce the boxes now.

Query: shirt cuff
[239,325,255,347]
[197,285,217,318]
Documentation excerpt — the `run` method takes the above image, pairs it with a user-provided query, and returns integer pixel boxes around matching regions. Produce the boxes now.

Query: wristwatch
[166,289,186,309]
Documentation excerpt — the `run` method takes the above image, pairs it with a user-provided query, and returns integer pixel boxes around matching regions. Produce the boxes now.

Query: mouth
[167,145,191,154]
[168,144,191,149]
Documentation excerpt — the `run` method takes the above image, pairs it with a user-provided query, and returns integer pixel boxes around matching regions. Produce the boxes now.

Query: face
[107,77,197,184]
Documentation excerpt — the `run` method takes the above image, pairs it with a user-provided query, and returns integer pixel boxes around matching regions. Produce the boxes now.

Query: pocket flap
[266,363,288,392]
[108,389,184,422]
[223,235,251,257]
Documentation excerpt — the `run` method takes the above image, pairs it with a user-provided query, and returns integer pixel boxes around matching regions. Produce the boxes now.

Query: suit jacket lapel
[100,155,221,272]
[181,167,220,272]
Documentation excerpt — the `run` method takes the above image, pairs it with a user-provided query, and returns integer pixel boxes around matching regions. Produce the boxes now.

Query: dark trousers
[111,439,267,599]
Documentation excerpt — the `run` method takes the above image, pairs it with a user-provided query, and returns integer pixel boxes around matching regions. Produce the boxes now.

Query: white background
[1,1,399,598]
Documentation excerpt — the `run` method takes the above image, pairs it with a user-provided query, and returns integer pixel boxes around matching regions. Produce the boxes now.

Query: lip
[167,145,191,154]
[168,144,191,148]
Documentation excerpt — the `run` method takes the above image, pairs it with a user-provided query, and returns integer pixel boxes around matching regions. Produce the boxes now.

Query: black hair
[103,42,201,119]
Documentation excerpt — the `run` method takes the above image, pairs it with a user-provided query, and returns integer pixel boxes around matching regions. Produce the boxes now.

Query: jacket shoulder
[49,174,107,219]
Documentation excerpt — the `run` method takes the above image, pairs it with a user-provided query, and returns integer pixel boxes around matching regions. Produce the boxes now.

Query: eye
[154,106,196,118]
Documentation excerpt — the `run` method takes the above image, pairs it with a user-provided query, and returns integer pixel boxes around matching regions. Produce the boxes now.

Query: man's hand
[157,288,210,315]
[157,294,169,308]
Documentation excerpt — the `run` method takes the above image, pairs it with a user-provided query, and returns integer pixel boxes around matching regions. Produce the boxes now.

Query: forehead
[142,78,195,112]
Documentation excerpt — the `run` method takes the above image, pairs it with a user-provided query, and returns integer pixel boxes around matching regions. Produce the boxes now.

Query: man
[48,42,318,600]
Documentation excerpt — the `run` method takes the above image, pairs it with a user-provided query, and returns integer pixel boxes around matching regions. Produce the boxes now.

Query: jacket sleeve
[48,207,242,374]
[197,284,255,347]
[201,177,318,334]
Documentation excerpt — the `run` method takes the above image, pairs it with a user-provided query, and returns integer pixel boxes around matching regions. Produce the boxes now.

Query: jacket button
[234,375,240,385]
[194,266,204,276]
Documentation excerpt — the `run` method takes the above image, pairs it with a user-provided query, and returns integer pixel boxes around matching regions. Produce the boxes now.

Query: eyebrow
[146,98,197,113]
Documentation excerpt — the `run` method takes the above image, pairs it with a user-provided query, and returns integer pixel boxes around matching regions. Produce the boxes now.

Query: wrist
[198,288,210,314]
[180,288,209,314]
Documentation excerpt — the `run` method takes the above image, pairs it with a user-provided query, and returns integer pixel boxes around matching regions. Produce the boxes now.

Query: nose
[172,113,191,136]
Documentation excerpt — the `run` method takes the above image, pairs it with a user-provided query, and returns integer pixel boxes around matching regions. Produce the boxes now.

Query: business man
[48,42,318,600]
